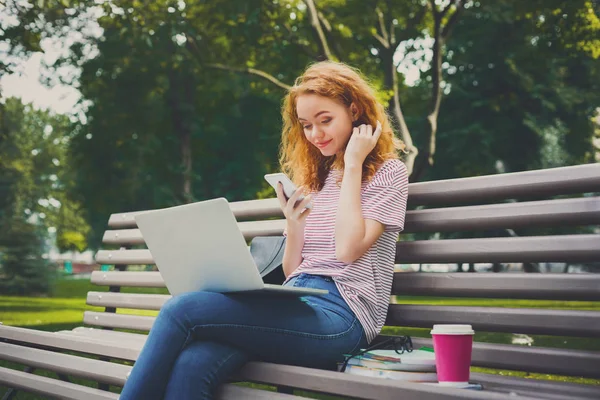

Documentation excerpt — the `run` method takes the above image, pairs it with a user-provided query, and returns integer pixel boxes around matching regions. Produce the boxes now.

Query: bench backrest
[89,163,600,379]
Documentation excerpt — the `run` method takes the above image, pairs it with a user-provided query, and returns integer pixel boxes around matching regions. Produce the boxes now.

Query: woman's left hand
[344,120,382,167]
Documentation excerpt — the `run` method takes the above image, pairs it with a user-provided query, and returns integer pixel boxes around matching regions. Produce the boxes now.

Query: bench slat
[471,373,600,400]
[90,272,600,302]
[84,304,600,338]
[405,197,600,233]
[393,273,600,301]
[63,327,148,344]
[216,385,306,399]
[87,291,170,310]
[84,311,154,331]
[102,220,287,244]
[101,197,600,245]
[0,366,119,400]
[238,361,600,400]
[407,163,600,206]
[394,234,600,264]
[0,341,130,386]
[95,249,154,265]
[95,234,600,265]
[236,362,540,400]
[101,228,144,245]
[387,305,600,337]
[91,271,165,287]
[0,325,142,360]
[108,199,283,228]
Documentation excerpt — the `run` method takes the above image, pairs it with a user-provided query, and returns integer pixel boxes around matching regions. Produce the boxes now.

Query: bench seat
[1,163,599,399]
[2,328,599,400]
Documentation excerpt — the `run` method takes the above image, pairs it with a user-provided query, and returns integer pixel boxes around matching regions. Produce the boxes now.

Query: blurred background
[1,3,600,396]
[0,0,599,297]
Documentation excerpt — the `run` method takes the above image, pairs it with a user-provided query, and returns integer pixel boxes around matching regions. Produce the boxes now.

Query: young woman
[119,61,408,399]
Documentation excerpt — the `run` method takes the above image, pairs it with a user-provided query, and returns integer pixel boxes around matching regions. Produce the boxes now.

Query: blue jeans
[119,273,367,399]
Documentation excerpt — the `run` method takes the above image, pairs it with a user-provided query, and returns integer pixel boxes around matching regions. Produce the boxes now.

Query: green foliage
[419,0,600,181]
[0,98,90,249]
[57,0,289,246]
[1,0,598,250]
[0,217,54,295]
[0,98,90,293]
[0,0,91,76]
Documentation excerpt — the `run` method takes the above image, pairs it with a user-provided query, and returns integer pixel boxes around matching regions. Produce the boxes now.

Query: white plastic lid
[430,324,474,335]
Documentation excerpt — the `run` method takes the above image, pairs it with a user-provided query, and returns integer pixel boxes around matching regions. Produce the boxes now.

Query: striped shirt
[283,159,409,343]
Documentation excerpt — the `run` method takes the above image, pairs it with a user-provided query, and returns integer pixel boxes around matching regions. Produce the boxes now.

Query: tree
[0,0,91,78]
[0,98,89,294]
[57,0,285,245]
[2,0,598,253]
[189,0,466,179]
[427,0,600,181]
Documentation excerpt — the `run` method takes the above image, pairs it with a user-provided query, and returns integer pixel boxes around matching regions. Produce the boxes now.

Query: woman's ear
[350,103,358,121]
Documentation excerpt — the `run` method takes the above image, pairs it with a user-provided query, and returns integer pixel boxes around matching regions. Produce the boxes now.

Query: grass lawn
[1,275,599,399]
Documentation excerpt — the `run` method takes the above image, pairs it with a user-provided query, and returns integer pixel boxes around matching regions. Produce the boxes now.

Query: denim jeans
[119,273,367,399]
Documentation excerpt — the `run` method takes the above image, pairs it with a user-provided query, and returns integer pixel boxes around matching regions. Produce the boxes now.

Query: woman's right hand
[275,182,312,232]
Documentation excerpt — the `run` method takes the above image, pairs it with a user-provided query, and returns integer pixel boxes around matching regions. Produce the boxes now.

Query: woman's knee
[160,291,211,319]
[172,340,210,371]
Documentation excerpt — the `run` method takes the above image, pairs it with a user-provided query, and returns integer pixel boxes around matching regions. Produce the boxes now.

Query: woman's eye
[303,125,312,130]
[322,119,331,124]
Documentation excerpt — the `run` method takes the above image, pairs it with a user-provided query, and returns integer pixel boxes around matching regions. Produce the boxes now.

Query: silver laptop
[134,197,327,297]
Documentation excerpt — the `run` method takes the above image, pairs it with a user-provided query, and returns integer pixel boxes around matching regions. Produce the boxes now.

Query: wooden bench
[1,163,599,400]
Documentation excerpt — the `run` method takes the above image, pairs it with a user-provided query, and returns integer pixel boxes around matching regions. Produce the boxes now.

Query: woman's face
[296,94,355,157]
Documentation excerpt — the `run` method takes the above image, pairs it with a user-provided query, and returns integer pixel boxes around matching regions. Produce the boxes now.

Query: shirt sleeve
[361,160,409,233]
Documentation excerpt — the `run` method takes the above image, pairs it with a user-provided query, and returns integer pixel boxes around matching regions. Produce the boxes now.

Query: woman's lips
[316,139,332,148]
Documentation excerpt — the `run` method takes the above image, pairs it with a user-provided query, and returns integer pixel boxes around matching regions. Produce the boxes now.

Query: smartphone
[264,173,311,208]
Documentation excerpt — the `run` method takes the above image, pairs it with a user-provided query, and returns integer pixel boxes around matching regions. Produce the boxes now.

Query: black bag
[338,335,413,372]
[249,236,286,285]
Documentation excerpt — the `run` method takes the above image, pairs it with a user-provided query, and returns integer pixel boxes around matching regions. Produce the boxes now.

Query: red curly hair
[279,61,405,193]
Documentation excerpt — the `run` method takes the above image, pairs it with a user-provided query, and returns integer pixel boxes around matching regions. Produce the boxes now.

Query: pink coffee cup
[430,324,475,386]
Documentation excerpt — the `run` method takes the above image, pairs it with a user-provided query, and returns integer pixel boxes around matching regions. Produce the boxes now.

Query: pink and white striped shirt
[283,159,409,343]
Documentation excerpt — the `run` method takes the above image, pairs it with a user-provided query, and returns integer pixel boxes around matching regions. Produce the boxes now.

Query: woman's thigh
[161,274,366,369]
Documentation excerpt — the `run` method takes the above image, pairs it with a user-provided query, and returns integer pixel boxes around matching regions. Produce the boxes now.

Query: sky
[1,52,81,115]
[0,2,101,117]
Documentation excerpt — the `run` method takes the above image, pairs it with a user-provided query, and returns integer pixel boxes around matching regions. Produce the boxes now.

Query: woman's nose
[311,126,324,140]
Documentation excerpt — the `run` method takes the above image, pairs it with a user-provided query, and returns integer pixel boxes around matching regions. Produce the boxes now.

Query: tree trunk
[412,14,444,181]
[411,0,465,181]
[180,119,192,203]
[167,69,194,204]
[381,48,418,175]
[304,0,333,60]
[182,77,194,203]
